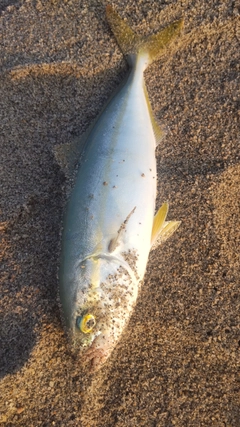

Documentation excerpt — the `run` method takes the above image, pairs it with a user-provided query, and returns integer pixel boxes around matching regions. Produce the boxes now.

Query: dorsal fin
[143,83,165,145]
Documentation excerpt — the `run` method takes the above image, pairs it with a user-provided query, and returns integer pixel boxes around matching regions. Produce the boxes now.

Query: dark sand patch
[211,165,240,277]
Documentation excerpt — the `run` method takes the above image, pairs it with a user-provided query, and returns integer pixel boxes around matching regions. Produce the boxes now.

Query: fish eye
[76,314,96,334]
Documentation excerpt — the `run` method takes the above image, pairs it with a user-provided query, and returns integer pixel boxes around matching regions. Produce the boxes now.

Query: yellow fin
[151,202,169,245]
[156,220,181,245]
[143,83,165,145]
[106,5,183,67]
[106,5,139,61]
[140,20,184,65]
[151,203,181,247]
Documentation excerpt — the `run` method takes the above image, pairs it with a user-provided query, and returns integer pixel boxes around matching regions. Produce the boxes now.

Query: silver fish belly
[58,6,182,371]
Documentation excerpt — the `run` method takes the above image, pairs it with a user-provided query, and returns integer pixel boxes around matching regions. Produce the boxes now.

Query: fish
[58,5,183,371]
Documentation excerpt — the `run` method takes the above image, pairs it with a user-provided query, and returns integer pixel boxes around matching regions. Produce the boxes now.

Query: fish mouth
[81,344,110,372]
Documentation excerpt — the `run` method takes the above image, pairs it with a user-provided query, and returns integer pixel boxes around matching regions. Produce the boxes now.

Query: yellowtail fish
[58,5,183,371]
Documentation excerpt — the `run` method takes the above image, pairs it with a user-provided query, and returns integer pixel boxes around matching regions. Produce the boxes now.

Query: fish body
[59,6,182,370]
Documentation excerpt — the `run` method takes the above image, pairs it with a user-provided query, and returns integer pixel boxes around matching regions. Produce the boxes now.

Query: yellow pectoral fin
[151,203,181,247]
[157,220,181,244]
[151,202,169,245]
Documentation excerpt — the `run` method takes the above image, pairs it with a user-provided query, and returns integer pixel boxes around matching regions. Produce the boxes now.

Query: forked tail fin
[106,5,183,68]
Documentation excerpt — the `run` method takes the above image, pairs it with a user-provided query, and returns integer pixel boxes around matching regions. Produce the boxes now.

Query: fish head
[67,256,138,371]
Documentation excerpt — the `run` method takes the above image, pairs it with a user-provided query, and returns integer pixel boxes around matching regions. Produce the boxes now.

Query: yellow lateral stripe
[151,202,169,245]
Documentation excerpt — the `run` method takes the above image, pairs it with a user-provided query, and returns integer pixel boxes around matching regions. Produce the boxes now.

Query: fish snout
[81,345,110,372]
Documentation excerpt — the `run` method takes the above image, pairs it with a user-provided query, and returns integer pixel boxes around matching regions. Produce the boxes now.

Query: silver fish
[58,5,182,371]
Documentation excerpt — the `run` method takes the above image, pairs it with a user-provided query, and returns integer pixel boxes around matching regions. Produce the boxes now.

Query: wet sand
[0,1,239,426]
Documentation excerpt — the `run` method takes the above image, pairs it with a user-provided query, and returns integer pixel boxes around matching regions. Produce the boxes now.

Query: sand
[0,1,239,426]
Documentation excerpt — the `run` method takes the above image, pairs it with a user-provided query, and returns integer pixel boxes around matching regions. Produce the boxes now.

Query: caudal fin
[106,5,183,67]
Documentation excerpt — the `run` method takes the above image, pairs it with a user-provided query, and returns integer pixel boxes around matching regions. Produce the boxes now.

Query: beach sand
[0,1,239,426]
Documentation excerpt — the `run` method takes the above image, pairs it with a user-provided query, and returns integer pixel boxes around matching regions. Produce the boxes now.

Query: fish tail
[106,5,183,68]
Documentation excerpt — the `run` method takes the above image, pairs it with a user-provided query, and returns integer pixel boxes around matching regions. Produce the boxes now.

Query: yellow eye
[76,314,96,334]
